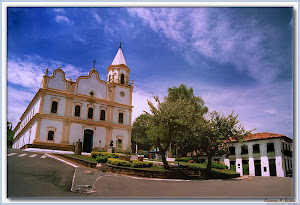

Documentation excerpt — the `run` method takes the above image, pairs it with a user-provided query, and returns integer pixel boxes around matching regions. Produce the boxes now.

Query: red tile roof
[229,132,292,143]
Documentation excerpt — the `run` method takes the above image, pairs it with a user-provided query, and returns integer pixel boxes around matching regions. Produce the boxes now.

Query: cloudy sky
[7,7,293,138]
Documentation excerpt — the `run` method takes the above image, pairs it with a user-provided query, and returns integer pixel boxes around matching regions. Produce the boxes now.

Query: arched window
[100,109,105,121]
[51,101,58,113]
[119,112,124,123]
[74,105,81,117]
[109,75,111,83]
[120,74,125,85]
[88,107,94,119]
[48,131,54,141]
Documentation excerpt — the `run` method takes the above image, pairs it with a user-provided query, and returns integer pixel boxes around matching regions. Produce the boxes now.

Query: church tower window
[120,74,125,85]
[119,112,124,123]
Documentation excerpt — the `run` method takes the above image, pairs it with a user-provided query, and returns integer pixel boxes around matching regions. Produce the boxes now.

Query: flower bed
[91,151,122,159]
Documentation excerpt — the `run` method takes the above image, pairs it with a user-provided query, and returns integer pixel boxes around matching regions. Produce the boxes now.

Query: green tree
[7,122,14,148]
[196,111,251,172]
[131,113,153,152]
[166,84,208,157]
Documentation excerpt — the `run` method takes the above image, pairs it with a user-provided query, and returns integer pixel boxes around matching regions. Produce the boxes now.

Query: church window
[51,101,58,113]
[109,75,111,83]
[47,131,54,141]
[88,107,94,119]
[100,109,105,121]
[89,90,95,96]
[74,105,81,117]
[119,112,124,124]
[120,91,125,97]
[120,74,125,85]
[117,139,123,149]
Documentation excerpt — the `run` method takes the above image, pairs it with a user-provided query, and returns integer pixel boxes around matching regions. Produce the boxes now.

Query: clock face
[120,91,125,97]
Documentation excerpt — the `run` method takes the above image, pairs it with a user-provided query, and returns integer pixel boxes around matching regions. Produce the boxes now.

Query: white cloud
[132,87,158,124]
[7,87,35,129]
[127,8,291,84]
[56,15,70,24]
[93,12,102,24]
[7,55,85,128]
[53,8,64,13]
[73,34,87,45]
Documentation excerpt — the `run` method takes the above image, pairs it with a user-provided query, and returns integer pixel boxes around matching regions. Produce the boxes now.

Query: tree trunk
[160,148,170,169]
[207,152,212,172]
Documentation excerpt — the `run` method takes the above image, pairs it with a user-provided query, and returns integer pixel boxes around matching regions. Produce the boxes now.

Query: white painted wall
[236,159,243,176]
[48,71,67,91]
[69,123,83,144]
[114,87,130,105]
[249,158,255,176]
[43,94,66,116]
[95,127,106,148]
[77,72,107,99]
[276,156,284,177]
[112,108,129,126]
[39,119,63,144]
[112,129,129,149]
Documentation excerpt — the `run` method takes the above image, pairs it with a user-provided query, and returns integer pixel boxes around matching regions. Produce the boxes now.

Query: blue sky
[7,7,293,138]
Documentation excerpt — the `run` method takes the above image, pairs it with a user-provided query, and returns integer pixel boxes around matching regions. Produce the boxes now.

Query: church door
[83,129,94,153]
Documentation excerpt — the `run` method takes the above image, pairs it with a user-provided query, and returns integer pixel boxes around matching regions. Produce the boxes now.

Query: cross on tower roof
[93,60,96,68]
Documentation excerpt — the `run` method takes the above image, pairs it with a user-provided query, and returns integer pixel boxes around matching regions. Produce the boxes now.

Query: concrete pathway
[71,167,105,193]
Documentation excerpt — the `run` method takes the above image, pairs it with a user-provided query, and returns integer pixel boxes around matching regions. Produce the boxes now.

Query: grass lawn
[64,154,98,163]
[63,154,169,172]
[176,161,238,175]
[63,154,238,176]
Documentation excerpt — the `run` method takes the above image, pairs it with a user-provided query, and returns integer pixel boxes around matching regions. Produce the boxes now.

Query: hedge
[131,160,153,168]
[96,156,108,163]
[91,151,121,159]
[108,158,131,167]
[202,161,228,169]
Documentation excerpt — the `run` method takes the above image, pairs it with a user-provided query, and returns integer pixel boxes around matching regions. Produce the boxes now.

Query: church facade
[12,45,133,153]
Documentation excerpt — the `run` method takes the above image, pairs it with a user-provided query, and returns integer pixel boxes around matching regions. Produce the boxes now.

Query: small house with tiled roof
[198,132,293,177]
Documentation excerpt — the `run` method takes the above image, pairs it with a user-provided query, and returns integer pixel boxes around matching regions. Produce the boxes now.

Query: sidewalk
[24,148,91,155]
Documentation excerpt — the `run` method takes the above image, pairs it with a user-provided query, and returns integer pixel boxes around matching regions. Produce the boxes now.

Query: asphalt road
[7,148,78,198]
[90,174,293,198]
[7,148,293,199]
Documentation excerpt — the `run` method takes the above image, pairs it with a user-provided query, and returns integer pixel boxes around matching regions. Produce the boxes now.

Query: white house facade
[12,45,133,153]
[198,133,293,177]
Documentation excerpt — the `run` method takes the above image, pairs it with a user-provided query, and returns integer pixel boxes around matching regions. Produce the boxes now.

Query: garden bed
[58,154,239,179]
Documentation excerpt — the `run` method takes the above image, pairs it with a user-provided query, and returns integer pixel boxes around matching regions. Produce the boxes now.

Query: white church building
[12,45,133,153]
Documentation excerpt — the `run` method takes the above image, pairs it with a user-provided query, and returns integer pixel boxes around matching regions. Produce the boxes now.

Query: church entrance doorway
[83,129,94,153]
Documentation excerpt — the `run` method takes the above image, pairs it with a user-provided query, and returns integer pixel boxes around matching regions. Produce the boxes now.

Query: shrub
[91,151,121,159]
[201,161,228,169]
[96,156,108,163]
[131,160,153,168]
[108,158,131,167]
[175,157,193,162]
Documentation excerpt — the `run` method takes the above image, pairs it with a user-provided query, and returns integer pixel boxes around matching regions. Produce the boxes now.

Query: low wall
[105,164,185,179]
